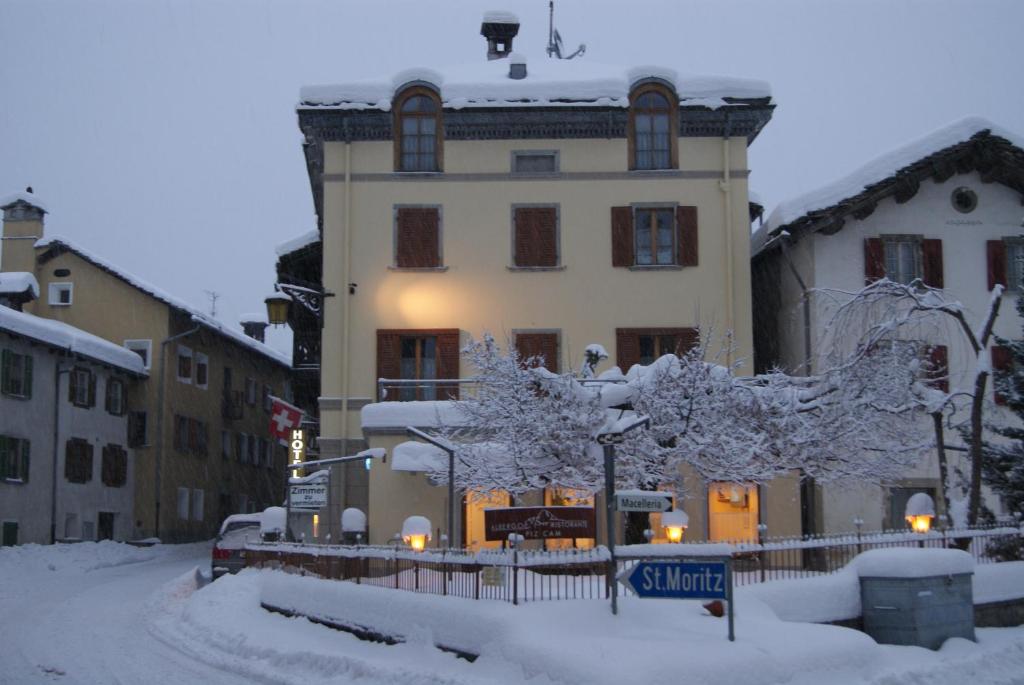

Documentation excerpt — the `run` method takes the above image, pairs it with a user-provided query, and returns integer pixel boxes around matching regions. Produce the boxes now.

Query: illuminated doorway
[708,483,759,542]
[544,488,595,550]
[464,490,510,550]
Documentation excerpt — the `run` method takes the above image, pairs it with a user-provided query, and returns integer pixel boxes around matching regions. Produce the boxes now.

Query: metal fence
[245,524,1022,604]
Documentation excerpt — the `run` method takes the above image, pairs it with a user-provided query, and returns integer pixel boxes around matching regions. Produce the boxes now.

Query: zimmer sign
[290,477,327,509]
[484,506,596,541]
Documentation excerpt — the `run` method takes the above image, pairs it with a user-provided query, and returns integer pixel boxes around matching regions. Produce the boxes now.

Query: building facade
[752,118,1024,533]
[296,17,802,546]
[1,193,293,542]
[1,304,145,545]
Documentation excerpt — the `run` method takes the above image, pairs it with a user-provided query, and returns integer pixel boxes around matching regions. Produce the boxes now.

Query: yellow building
[295,16,800,547]
[1,193,292,542]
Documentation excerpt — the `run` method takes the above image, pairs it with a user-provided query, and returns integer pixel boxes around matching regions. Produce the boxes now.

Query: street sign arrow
[618,560,728,600]
[615,491,673,513]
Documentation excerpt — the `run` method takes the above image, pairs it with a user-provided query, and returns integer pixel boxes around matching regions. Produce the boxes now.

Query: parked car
[211,513,262,579]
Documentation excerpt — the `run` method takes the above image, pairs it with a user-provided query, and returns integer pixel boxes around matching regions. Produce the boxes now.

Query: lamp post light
[405,426,457,549]
[264,291,292,326]
[662,510,689,543]
[905,493,936,534]
[402,515,432,552]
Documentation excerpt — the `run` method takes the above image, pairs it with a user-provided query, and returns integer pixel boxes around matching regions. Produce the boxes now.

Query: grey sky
[2,0,1021,356]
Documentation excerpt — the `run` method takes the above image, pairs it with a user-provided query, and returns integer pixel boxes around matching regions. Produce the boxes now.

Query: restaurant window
[464,490,510,551]
[707,483,759,543]
[544,488,594,550]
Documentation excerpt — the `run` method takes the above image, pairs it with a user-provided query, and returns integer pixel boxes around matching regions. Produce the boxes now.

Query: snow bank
[0,305,146,374]
[0,271,39,297]
[973,561,1024,604]
[854,548,974,579]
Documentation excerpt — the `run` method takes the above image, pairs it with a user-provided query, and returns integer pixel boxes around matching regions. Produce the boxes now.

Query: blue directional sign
[618,560,729,600]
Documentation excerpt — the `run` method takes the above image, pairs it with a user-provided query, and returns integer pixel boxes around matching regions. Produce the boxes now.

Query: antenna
[203,289,221,317]
[546,0,586,60]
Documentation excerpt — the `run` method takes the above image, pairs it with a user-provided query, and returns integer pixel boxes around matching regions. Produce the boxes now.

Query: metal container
[860,573,975,649]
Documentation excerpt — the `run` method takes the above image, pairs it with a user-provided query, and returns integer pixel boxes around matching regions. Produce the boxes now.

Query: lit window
[396,89,441,172]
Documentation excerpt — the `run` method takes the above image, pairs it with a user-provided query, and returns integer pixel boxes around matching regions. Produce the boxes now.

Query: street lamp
[264,291,292,326]
[905,493,936,534]
[264,279,334,327]
[402,515,432,552]
[662,510,689,543]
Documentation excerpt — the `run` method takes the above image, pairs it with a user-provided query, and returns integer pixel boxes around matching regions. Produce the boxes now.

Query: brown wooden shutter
[611,206,634,267]
[922,239,944,288]
[515,333,560,373]
[864,238,885,283]
[376,330,403,400]
[925,344,948,393]
[396,208,440,268]
[69,370,78,403]
[987,240,1007,291]
[616,329,640,372]
[676,206,698,267]
[436,330,461,400]
[514,207,557,267]
[993,345,1013,405]
[87,372,96,407]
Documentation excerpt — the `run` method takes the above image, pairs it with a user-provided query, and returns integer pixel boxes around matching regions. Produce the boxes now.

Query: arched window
[629,84,676,170]
[394,87,442,172]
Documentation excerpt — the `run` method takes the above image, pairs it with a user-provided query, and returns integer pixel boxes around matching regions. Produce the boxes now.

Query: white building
[0,304,146,544]
[752,117,1024,533]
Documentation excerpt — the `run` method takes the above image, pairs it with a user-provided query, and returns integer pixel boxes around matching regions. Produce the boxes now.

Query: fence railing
[244,524,1022,604]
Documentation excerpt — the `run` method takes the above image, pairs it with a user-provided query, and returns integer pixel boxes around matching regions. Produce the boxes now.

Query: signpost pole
[603,442,618,616]
[726,558,735,642]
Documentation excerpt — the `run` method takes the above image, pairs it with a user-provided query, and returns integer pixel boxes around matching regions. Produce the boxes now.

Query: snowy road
[0,542,251,685]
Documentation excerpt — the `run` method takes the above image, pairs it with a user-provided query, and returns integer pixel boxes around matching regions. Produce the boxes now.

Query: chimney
[240,314,269,343]
[508,53,527,80]
[1,187,47,275]
[480,11,519,60]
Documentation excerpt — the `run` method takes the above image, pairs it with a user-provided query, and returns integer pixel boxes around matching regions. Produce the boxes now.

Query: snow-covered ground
[2,541,1024,684]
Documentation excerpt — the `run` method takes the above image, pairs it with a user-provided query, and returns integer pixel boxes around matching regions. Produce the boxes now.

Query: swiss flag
[269,396,303,441]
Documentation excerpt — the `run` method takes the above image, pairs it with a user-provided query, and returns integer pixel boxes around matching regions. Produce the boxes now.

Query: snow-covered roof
[482,10,518,24]
[274,229,320,258]
[753,116,1024,254]
[0,305,146,375]
[361,400,469,430]
[239,312,267,324]
[0,272,40,297]
[0,190,48,213]
[35,235,291,367]
[392,441,449,472]
[299,59,771,112]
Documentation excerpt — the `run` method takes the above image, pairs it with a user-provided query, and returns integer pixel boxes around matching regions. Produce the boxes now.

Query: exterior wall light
[402,515,432,552]
[662,510,689,543]
[904,493,936,534]
[264,291,292,326]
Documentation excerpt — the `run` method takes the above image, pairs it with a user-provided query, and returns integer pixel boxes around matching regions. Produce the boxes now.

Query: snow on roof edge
[0,191,48,212]
[274,229,320,257]
[35,235,291,367]
[0,272,40,297]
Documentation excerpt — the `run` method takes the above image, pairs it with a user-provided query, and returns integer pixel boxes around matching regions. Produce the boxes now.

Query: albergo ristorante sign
[484,506,596,541]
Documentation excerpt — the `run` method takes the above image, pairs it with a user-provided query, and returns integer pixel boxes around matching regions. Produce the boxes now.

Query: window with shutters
[511,205,560,269]
[236,433,247,463]
[127,411,147,447]
[989,238,1024,292]
[65,438,93,484]
[101,444,127,487]
[394,86,442,172]
[68,367,95,408]
[1,349,33,399]
[629,83,677,170]
[883,237,922,284]
[611,205,698,268]
[105,378,126,416]
[0,435,30,482]
[221,430,231,460]
[173,415,206,456]
[393,206,443,269]
[513,331,560,373]
[616,328,699,372]
[246,432,256,464]
[865,235,943,287]
[176,345,192,384]
[378,329,460,401]
[195,352,208,389]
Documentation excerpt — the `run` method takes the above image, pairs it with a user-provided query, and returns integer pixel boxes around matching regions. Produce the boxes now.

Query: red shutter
[611,206,634,267]
[922,239,944,288]
[514,208,557,268]
[992,345,1013,405]
[987,240,1007,291]
[926,344,948,393]
[676,206,698,267]
[396,208,440,268]
[616,329,640,372]
[376,330,403,400]
[515,333,560,373]
[436,330,461,400]
[864,238,885,283]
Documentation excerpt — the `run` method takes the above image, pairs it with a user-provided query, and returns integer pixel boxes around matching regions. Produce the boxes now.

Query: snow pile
[260,507,287,536]
[34,235,291,367]
[757,116,1024,248]
[392,440,449,472]
[341,507,367,533]
[0,271,39,297]
[274,228,319,257]
[0,305,146,374]
[300,58,771,112]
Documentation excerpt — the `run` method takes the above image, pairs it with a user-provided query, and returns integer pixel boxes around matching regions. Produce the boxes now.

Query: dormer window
[394,87,442,172]
[629,83,677,170]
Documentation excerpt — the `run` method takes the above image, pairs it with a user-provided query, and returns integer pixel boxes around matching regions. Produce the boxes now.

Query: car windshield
[217,523,260,549]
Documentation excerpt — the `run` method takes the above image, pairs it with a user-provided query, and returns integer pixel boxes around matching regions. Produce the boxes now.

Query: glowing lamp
[401,515,432,552]
[904,493,936,534]
[662,510,689,543]
[264,291,292,326]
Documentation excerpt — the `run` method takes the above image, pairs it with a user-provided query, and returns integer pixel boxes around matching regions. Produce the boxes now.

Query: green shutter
[20,439,29,483]
[23,355,32,399]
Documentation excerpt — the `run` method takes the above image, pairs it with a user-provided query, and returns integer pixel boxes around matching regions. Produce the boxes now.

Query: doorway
[98,512,115,541]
